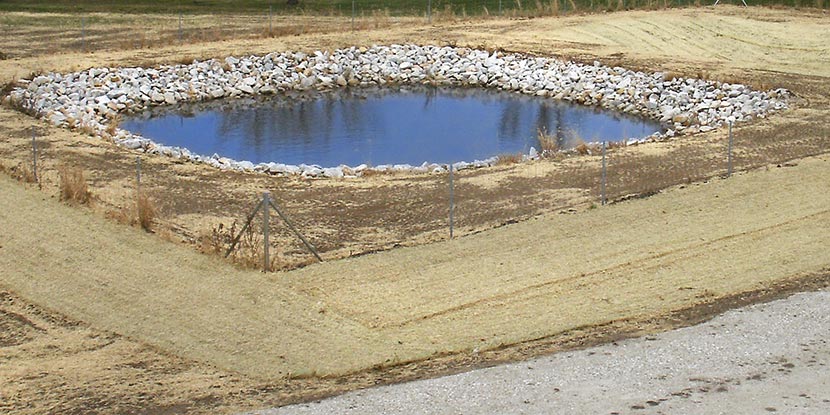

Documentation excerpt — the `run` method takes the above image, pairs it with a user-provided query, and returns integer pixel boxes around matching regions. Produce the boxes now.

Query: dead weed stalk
[201,221,280,271]
[537,127,561,156]
[58,165,91,205]
[107,191,159,232]
[496,152,524,165]
[137,192,157,231]
[10,162,37,184]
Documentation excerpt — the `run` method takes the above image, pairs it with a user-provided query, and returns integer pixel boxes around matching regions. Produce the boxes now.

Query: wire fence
[7,113,827,272]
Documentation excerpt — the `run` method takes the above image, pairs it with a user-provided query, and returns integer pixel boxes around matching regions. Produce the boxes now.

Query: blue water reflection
[121,86,662,167]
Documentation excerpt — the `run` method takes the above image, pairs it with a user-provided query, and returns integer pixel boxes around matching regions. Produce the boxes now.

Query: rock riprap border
[6,44,790,178]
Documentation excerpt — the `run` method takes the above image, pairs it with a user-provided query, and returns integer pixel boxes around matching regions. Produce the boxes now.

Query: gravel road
[249,289,830,415]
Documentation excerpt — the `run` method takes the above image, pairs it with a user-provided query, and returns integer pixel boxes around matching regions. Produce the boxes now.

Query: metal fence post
[727,121,733,178]
[135,156,141,193]
[449,164,454,239]
[601,141,607,206]
[31,130,38,185]
[263,191,271,272]
[178,12,183,43]
[352,0,356,30]
[81,16,86,52]
[499,0,503,14]
[269,5,273,35]
[428,0,432,24]
[136,156,142,220]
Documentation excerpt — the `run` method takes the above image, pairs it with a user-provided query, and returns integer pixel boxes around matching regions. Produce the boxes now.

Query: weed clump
[201,221,278,270]
[496,152,523,165]
[104,114,121,137]
[1,80,19,98]
[537,127,561,156]
[9,162,37,184]
[58,165,91,205]
[574,142,591,155]
[107,191,158,232]
[137,192,157,231]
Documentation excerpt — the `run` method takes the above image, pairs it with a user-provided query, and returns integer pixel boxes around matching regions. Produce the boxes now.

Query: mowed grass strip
[1,155,828,380]
[0,175,398,379]
[285,155,830,353]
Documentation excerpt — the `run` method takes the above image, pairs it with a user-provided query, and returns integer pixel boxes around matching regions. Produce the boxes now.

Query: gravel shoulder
[253,288,830,415]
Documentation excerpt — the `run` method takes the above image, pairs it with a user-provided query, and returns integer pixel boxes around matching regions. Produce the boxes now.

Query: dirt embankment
[2,152,829,413]
[1,6,828,271]
[0,6,829,415]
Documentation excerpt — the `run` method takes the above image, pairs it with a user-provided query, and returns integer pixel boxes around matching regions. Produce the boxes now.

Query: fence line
[449,164,455,239]
[30,129,38,187]
[601,141,607,206]
[226,191,322,272]
[81,16,86,52]
[727,121,734,177]
[9,119,824,272]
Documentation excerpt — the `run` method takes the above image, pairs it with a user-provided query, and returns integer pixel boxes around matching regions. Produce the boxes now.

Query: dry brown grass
[537,127,560,156]
[573,142,591,155]
[106,191,158,232]
[607,140,628,150]
[104,114,121,136]
[10,162,38,184]
[201,221,278,271]
[75,123,98,137]
[358,167,393,178]
[174,55,197,66]
[105,205,131,225]
[1,80,20,98]
[496,152,524,165]
[661,71,682,81]
[58,165,91,205]
[137,192,157,232]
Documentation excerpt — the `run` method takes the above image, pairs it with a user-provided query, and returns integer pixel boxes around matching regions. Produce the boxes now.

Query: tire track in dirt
[293,154,830,331]
[386,209,830,329]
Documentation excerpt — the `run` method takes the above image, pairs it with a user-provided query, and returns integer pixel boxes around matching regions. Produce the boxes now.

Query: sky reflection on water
[122,86,662,166]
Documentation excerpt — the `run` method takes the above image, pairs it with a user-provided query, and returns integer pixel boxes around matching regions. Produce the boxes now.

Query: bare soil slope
[2,153,828,382]
[1,6,829,414]
[1,7,828,271]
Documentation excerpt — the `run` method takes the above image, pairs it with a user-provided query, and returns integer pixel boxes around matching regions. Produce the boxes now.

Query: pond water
[121,86,663,167]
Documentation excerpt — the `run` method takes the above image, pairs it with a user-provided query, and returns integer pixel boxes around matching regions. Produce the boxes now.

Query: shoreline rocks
[5,44,790,177]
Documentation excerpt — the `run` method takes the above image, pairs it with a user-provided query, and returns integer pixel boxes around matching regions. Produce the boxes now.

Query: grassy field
[2,151,829,412]
[1,4,829,414]
[1,6,827,272]
[0,0,826,16]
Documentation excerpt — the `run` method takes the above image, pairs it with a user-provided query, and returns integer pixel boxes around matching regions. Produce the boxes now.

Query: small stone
[238,84,254,94]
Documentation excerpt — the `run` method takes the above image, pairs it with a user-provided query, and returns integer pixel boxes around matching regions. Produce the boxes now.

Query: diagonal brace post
[268,199,323,262]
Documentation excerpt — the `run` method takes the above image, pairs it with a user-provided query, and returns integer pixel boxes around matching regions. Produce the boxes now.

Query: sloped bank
[5,44,790,178]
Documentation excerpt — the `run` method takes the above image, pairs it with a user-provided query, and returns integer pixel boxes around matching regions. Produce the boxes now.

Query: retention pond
[122,86,663,167]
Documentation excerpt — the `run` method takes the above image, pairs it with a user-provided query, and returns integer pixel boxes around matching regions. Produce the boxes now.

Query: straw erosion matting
[1,6,830,412]
[1,154,829,380]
